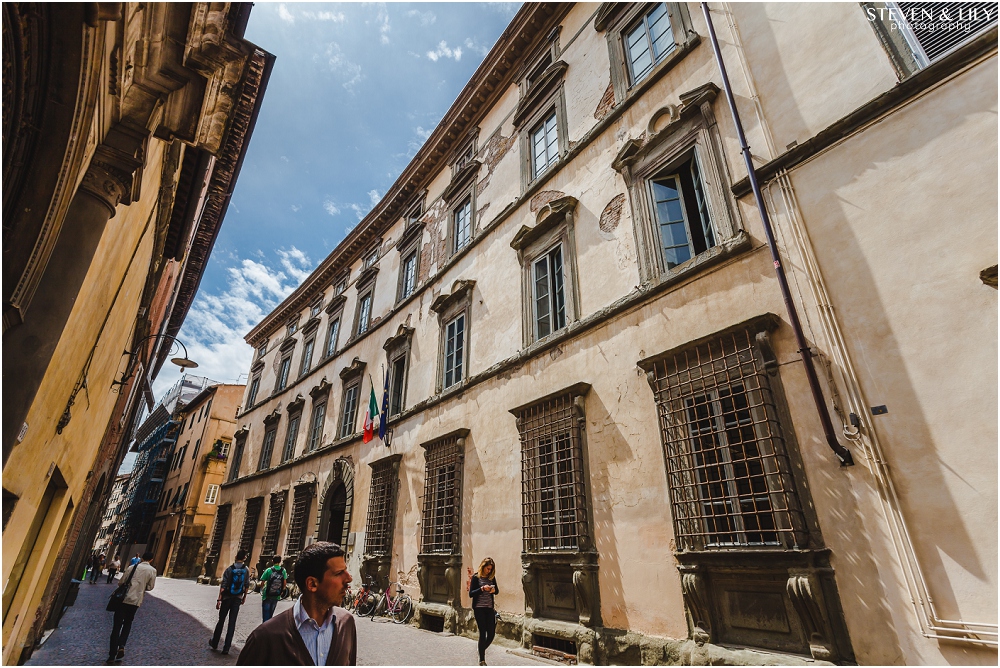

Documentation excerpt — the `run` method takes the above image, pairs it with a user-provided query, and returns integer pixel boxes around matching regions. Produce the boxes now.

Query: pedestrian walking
[129,553,140,567]
[89,553,102,584]
[469,557,499,666]
[259,555,288,623]
[106,557,121,584]
[238,541,356,666]
[210,549,251,655]
[106,551,156,664]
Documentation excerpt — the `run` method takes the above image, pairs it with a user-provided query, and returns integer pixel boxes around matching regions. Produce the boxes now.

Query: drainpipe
[701,3,854,466]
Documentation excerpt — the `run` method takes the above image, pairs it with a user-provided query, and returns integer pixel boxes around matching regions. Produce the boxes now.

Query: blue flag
[379,367,390,442]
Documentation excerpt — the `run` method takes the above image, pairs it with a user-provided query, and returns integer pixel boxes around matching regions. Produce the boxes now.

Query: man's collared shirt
[293,598,335,666]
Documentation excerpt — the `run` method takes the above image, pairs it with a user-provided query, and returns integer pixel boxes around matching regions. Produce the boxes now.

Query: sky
[149,2,521,404]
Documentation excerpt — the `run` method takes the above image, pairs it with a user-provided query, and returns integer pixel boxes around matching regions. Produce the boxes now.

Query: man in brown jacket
[237,542,356,665]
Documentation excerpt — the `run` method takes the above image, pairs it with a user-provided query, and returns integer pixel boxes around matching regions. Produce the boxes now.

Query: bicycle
[371,581,413,624]
[352,577,379,617]
[341,583,355,612]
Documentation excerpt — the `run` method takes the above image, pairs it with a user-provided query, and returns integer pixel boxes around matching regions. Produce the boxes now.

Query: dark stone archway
[316,458,354,549]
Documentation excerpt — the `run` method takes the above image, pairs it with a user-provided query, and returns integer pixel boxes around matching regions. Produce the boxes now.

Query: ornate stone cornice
[429,280,476,315]
[339,357,366,381]
[383,324,415,353]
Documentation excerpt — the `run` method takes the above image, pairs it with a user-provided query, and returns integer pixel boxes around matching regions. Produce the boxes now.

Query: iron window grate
[649,328,808,551]
[420,436,463,554]
[238,497,264,559]
[285,483,316,561]
[364,460,398,556]
[206,504,231,562]
[260,491,287,562]
[517,393,590,553]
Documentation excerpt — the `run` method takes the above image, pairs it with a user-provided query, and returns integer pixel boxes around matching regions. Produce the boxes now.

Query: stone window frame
[285,482,317,562]
[363,241,382,269]
[323,295,346,360]
[510,195,582,348]
[596,2,699,106]
[256,340,268,360]
[299,334,316,378]
[383,325,414,419]
[395,221,424,304]
[612,84,747,285]
[338,358,366,440]
[352,267,378,339]
[258,410,281,472]
[306,380,332,453]
[274,337,297,394]
[430,280,475,394]
[286,317,299,336]
[259,489,288,570]
[513,54,569,192]
[229,429,248,482]
[281,395,305,463]
[449,128,480,176]
[363,454,402,558]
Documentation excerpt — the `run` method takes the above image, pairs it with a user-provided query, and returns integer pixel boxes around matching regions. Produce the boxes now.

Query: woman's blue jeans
[261,598,278,622]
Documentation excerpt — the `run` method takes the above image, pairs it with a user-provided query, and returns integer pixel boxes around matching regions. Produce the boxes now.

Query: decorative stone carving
[79,139,144,216]
[571,560,600,627]
[787,569,837,661]
[522,563,536,618]
[679,565,712,645]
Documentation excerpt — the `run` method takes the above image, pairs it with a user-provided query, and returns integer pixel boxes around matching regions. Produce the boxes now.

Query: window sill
[650,230,751,291]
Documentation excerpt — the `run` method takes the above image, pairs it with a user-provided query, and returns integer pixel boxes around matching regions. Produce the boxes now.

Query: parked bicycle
[370,580,413,624]
[351,577,379,617]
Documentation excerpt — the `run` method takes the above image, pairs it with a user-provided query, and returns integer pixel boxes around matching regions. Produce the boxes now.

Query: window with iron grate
[207,504,231,561]
[646,326,809,551]
[420,436,464,554]
[363,458,400,557]
[516,390,591,552]
[285,483,316,561]
[260,491,287,564]
[238,497,264,560]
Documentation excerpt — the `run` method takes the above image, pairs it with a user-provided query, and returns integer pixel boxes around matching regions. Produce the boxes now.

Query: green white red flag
[363,381,379,443]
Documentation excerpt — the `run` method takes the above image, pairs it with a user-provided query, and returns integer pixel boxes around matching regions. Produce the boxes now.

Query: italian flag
[362,382,379,444]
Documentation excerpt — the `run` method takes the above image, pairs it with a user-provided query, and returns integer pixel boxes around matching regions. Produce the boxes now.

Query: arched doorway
[316,458,354,548]
[324,483,347,544]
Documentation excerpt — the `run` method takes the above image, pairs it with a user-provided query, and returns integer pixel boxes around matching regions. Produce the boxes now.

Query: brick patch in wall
[594,81,615,120]
[599,193,627,233]
[530,190,566,213]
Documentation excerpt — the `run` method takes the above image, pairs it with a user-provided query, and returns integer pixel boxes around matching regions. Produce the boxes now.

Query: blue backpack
[228,565,248,597]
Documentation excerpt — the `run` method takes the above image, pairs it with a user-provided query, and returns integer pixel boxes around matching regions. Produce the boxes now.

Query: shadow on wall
[740,4,995,663]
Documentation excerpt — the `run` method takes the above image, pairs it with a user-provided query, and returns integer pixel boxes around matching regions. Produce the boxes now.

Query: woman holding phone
[469,557,499,666]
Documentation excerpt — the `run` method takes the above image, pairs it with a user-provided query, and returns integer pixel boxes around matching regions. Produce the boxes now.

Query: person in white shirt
[107,551,156,664]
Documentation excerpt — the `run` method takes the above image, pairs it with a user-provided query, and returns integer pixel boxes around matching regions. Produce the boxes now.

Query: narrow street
[27,577,551,666]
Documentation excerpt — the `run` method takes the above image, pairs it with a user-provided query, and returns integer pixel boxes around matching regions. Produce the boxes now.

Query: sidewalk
[27,576,549,666]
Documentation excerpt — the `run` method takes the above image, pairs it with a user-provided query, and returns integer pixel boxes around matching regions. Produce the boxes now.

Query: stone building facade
[1,4,272,662]
[213,3,996,665]
[92,474,130,557]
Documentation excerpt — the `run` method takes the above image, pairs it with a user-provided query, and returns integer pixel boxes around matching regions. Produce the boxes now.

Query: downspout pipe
[701,3,854,466]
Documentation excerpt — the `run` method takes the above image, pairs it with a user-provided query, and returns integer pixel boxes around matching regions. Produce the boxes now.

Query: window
[310,300,323,318]
[229,433,246,482]
[625,3,675,84]
[300,337,315,376]
[526,52,553,89]
[307,400,326,452]
[257,342,268,359]
[420,434,465,554]
[531,111,559,179]
[364,456,401,557]
[258,427,278,471]
[276,355,291,392]
[453,198,472,253]
[443,314,465,389]
[206,504,231,571]
[247,374,261,408]
[650,154,716,270]
[193,438,201,459]
[355,292,372,337]
[871,3,999,74]
[401,250,417,299]
[260,491,287,565]
[334,278,348,295]
[339,383,360,439]
[238,497,264,561]
[516,387,591,552]
[281,412,301,463]
[205,399,212,418]
[389,355,407,417]
[287,320,298,335]
[285,483,316,561]
[364,247,380,268]
[178,482,189,507]
[217,439,231,458]
[532,244,566,339]
[324,317,340,358]
[204,484,220,505]
[642,319,808,551]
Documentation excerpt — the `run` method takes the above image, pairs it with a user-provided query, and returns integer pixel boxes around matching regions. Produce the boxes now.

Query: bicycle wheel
[342,586,355,612]
[391,594,413,624]
[369,593,385,619]
[356,592,377,617]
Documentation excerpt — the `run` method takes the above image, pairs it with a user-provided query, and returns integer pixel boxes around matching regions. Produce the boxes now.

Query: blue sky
[150,2,520,401]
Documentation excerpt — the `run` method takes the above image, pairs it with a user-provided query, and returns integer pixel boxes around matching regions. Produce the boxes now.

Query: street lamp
[112,334,198,391]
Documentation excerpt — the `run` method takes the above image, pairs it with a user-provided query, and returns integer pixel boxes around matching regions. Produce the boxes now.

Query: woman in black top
[469,557,499,666]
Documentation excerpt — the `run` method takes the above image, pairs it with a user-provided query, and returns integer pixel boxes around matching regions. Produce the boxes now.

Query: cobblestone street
[28,576,551,666]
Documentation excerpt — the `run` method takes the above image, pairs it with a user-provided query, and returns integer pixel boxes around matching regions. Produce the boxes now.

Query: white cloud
[323,199,340,216]
[407,126,433,153]
[406,9,436,26]
[368,189,381,207]
[151,248,315,399]
[278,3,295,24]
[303,9,346,22]
[280,155,290,163]
[376,5,391,44]
[291,204,301,212]
[325,42,363,91]
[464,37,490,57]
[349,203,365,220]
[426,41,462,62]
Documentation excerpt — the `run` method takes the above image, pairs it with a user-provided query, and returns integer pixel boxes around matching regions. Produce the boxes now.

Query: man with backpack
[211,549,250,655]
[259,555,288,622]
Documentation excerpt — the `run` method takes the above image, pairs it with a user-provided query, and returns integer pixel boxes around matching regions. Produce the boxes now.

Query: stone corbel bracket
[339,357,366,381]
[286,393,305,413]
[510,194,578,256]
[262,408,281,426]
[429,279,476,316]
[383,324,415,353]
[309,378,332,400]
